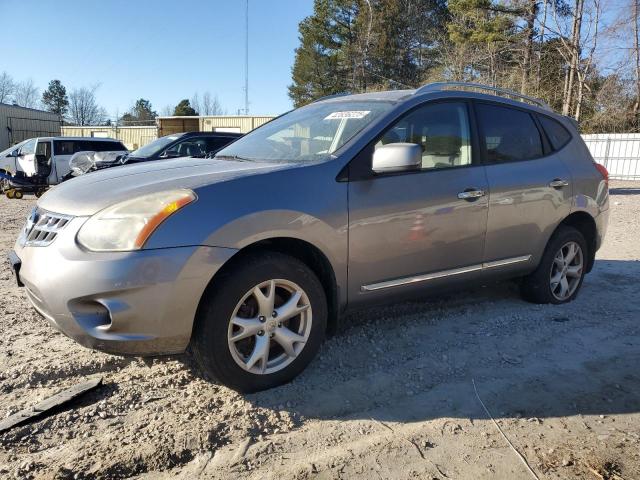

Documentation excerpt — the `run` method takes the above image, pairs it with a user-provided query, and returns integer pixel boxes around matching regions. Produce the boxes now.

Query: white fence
[582,134,640,180]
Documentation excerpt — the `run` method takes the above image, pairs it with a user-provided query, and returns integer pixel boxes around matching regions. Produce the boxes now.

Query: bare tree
[520,0,539,94]
[573,0,601,120]
[202,92,226,115]
[160,104,175,116]
[190,92,201,115]
[0,72,15,104]
[67,86,107,125]
[14,79,39,108]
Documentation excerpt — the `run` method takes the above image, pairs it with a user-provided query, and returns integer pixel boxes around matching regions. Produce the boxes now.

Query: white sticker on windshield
[324,111,370,120]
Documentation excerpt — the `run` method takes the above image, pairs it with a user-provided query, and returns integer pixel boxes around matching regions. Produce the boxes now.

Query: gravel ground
[1,181,639,480]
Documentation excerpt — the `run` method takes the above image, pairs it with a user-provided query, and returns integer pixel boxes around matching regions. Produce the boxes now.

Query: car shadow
[239,258,640,424]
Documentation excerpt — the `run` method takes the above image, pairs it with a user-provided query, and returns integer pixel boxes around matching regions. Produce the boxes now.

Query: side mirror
[8,150,20,158]
[372,143,422,174]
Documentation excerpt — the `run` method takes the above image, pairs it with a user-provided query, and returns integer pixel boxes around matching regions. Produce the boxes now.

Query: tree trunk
[521,0,538,94]
[575,72,584,121]
[563,0,584,116]
[535,0,548,95]
[633,0,640,128]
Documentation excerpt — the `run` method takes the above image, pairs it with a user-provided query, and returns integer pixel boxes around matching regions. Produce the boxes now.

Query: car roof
[35,136,125,142]
[314,85,562,118]
[180,131,242,137]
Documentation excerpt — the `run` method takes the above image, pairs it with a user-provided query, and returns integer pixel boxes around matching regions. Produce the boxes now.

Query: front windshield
[215,100,394,163]
[129,134,184,158]
[0,140,27,157]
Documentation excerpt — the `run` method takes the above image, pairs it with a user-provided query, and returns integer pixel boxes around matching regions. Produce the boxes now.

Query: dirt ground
[1,182,639,480]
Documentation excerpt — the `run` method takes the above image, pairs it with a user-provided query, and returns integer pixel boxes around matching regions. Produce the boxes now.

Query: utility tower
[244,0,249,115]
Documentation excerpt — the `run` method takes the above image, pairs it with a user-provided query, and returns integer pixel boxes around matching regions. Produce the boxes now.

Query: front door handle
[549,179,569,188]
[457,189,486,200]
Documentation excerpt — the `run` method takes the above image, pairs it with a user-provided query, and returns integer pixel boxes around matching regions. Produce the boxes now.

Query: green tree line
[289,0,640,133]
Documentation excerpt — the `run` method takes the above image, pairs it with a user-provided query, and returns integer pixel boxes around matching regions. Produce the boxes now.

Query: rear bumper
[14,221,237,355]
[594,206,609,252]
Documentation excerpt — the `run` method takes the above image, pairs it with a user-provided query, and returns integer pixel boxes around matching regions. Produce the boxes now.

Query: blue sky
[1,0,313,117]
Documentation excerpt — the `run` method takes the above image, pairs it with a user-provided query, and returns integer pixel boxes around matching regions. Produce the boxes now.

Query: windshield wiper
[214,154,253,162]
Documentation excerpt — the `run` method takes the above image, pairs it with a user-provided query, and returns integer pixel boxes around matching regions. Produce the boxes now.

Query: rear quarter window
[538,115,572,151]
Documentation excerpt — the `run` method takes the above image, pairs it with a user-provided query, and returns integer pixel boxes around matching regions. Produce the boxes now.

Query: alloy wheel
[227,279,312,375]
[549,241,583,301]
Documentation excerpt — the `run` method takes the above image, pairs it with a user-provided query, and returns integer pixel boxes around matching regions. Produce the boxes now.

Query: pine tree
[42,80,69,115]
[173,99,197,116]
[288,0,358,107]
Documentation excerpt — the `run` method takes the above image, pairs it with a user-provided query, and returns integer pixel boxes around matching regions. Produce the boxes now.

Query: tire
[521,225,588,304]
[13,191,23,199]
[191,251,327,392]
[6,190,15,199]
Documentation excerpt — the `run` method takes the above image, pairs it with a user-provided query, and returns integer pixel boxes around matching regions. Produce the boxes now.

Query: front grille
[22,208,73,247]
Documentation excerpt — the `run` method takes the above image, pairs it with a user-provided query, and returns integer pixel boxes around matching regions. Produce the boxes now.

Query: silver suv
[10,83,609,392]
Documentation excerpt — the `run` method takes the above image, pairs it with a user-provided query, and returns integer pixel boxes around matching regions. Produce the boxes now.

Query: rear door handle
[549,179,569,188]
[457,189,486,200]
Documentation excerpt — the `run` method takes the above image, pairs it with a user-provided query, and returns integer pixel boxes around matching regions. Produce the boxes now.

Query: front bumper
[13,216,237,356]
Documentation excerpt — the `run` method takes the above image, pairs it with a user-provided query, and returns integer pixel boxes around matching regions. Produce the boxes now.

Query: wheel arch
[556,211,598,272]
[195,237,341,337]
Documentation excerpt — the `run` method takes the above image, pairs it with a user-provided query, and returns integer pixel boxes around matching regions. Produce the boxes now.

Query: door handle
[549,179,569,188]
[457,189,486,200]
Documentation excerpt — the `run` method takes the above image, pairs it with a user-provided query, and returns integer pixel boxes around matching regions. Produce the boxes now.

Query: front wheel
[191,252,327,392]
[521,226,587,304]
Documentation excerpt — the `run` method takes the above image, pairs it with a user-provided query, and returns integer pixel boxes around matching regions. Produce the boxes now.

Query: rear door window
[54,140,127,155]
[82,141,127,152]
[476,103,543,163]
[538,115,572,151]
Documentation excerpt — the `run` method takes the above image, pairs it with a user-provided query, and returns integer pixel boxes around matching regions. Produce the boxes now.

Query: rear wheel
[13,190,23,199]
[521,226,587,304]
[6,189,15,199]
[191,252,327,392]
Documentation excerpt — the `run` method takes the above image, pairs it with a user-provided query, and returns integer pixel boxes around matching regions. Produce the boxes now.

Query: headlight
[77,189,196,252]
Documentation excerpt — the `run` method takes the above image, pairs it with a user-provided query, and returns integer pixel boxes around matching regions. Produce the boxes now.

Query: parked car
[9,83,609,392]
[0,137,128,188]
[121,131,242,164]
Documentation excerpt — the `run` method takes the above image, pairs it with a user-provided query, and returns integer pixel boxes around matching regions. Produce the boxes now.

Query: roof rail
[415,82,552,111]
[311,92,351,103]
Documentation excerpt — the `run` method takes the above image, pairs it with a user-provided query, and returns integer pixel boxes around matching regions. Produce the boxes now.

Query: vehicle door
[51,140,77,183]
[475,102,572,275]
[17,139,37,176]
[347,101,489,306]
[0,142,24,175]
[34,140,53,183]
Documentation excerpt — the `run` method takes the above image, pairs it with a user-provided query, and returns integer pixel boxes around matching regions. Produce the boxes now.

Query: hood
[39,157,291,216]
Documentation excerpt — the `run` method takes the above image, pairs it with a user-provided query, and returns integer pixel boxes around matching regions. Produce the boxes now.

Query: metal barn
[0,103,61,151]
[157,115,275,137]
[60,126,157,150]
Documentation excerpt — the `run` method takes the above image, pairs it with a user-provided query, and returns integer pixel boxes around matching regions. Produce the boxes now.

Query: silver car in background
[9,83,609,392]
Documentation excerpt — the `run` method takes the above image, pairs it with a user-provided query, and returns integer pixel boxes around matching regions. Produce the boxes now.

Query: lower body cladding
[13,237,237,355]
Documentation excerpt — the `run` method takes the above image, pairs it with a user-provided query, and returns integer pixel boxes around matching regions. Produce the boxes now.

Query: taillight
[594,163,609,183]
